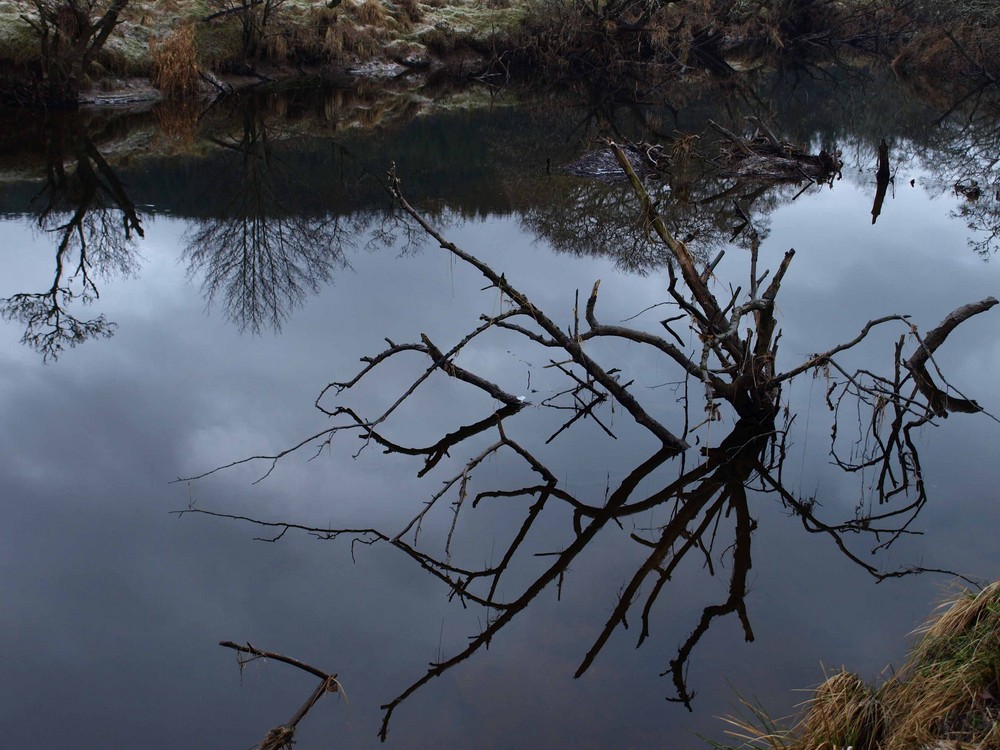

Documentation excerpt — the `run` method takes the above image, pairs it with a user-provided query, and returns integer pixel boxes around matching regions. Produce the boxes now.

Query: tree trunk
[25,1,130,107]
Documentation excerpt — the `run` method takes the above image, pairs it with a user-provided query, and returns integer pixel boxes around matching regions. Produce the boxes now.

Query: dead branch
[773,314,911,385]
[709,119,842,182]
[181,157,998,743]
[386,163,690,455]
[219,641,341,750]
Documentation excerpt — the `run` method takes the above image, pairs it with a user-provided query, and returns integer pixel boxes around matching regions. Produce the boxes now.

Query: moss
[0,12,41,68]
[99,24,155,76]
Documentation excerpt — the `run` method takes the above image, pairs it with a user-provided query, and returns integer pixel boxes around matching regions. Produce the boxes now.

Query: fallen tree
[179,142,997,741]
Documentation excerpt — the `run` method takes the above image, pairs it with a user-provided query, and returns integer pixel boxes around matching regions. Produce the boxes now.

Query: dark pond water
[1,67,999,749]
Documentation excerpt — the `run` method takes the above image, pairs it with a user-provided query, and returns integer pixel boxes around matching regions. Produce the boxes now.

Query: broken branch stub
[219,641,341,749]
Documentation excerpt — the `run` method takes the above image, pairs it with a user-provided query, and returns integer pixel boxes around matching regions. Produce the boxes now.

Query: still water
[1,67,999,748]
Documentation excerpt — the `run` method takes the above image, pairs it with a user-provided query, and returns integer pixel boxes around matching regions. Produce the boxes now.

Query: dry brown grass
[879,583,1000,750]
[338,21,381,57]
[265,31,290,61]
[354,0,389,27]
[713,583,1000,750]
[397,0,423,23]
[795,671,885,750]
[279,6,337,60]
[717,671,884,750]
[151,23,199,98]
[891,22,1000,109]
[894,21,1000,80]
[671,132,700,171]
[321,23,343,57]
[892,32,962,79]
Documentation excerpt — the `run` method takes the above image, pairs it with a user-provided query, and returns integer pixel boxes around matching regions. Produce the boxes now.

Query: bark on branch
[220,641,341,750]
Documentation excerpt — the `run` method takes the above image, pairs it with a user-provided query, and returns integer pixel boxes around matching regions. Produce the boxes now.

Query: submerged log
[710,118,842,182]
[872,137,891,224]
[564,119,840,186]
[563,142,666,182]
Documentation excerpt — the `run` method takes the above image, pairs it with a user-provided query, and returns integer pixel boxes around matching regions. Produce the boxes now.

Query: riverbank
[717,583,1000,750]
[0,1,997,108]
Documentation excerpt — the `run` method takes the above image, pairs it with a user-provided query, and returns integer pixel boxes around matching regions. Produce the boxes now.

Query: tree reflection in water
[0,113,143,360]
[183,97,357,334]
[919,93,1000,258]
[181,145,997,741]
[2,97,362,359]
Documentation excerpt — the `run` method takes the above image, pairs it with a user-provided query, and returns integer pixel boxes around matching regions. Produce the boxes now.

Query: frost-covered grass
[0,0,531,75]
[0,0,996,95]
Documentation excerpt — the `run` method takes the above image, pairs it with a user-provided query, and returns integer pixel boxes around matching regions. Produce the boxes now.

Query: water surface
[1,68,999,748]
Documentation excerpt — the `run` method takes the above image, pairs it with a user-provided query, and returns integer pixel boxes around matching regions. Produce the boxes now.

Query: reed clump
[795,671,885,750]
[397,0,423,24]
[715,583,1000,750]
[881,582,1000,749]
[151,23,199,98]
[355,0,390,27]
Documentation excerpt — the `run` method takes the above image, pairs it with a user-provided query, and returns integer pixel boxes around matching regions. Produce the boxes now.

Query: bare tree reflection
[523,150,736,273]
[180,144,995,740]
[888,88,1000,255]
[926,96,1000,257]
[518,91,845,274]
[183,98,356,333]
[1,114,142,361]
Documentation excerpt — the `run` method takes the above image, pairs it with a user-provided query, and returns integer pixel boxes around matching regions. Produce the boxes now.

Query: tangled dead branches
[179,142,997,741]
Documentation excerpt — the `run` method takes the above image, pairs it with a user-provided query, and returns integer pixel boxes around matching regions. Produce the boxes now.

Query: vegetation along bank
[715,583,1000,750]
[0,0,998,107]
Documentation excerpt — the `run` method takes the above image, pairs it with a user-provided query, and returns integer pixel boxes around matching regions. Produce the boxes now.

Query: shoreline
[0,1,997,109]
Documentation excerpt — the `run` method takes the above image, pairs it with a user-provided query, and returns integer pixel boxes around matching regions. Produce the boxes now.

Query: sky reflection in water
[1,72,999,749]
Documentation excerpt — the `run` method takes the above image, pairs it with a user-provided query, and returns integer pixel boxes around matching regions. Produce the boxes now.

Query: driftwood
[563,141,667,182]
[565,118,839,187]
[711,117,842,182]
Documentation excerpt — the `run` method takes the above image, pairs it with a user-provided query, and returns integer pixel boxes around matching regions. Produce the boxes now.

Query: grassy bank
[0,1,997,106]
[0,0,529,104]
[715,583,1000,750]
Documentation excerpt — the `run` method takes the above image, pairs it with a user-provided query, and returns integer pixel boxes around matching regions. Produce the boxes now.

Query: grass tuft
[354,0,389,27]
[881,582,1000,749]
[151,23,199,98]
[710,583,1000,750]
[796,671,884,750]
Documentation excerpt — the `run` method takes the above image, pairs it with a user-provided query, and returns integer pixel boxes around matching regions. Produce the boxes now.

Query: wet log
[710,118,842,182]
[563,142,664,182]
[872,138,890,224]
